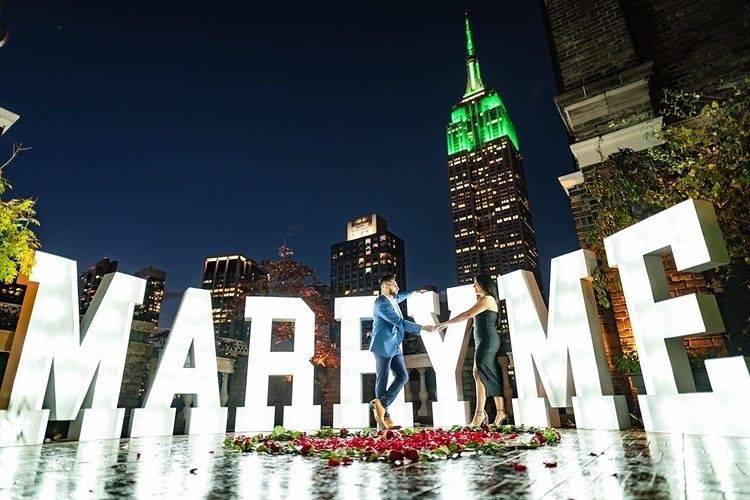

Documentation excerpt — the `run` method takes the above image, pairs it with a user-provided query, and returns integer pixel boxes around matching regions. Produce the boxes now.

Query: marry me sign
[1,199,748,447]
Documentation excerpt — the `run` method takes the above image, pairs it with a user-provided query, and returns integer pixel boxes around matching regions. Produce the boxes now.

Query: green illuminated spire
[463,14,484,97]
[464,15,475,57]
[447,14,520,154]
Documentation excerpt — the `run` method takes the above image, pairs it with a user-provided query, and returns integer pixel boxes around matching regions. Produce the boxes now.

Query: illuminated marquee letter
[605,199,749,437]
[332,296,413,429]
[0,252,145,446]
[407,286,474,427]
[235,297,321,432]
[499,250,629,430]
[130,288,227,437]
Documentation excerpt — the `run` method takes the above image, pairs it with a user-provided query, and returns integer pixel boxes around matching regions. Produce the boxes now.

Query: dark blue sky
[2,1,577,324]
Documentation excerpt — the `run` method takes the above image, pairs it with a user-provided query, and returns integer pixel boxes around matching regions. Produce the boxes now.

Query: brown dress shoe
[383,415,401,430]
[369,399,387,430]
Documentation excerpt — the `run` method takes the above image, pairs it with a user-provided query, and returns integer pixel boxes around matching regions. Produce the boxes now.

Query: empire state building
[447,16,541,294]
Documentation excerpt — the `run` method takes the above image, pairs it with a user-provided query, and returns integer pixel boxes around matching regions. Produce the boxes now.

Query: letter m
[498,249,629,430]
[0,252,144,446]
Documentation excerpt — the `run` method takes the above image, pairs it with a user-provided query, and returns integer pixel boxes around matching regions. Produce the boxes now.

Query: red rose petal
[389,449,404,463]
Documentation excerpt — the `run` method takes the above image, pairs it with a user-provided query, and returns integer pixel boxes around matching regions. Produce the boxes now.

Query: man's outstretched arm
[376,300,434,335]
[395,288,431,303]
[376,299,422,334]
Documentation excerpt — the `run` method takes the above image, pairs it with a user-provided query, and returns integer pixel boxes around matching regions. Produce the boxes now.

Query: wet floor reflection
[0,430,749,499]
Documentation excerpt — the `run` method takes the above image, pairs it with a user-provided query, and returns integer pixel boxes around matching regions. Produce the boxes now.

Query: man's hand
[422,324,437,333]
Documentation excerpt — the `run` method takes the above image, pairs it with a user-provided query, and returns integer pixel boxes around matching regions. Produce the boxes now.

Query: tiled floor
[1,429,749,499]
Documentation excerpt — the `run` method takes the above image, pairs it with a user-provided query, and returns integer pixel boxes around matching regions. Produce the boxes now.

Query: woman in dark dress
[436,274,506,426]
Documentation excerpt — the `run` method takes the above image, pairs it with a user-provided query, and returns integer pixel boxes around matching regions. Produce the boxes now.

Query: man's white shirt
[387,296,403,318]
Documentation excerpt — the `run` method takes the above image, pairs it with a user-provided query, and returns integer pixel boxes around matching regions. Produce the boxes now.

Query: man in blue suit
[369,274,435,430]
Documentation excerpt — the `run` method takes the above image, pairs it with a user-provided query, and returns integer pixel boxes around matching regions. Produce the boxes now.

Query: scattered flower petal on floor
[225,424,561,465]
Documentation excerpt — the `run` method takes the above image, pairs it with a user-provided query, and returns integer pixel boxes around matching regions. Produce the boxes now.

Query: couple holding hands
[368,274,507,430]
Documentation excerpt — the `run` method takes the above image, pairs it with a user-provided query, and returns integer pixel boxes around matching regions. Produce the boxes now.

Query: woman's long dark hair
[474,274,501,329]
[474,274,500,303]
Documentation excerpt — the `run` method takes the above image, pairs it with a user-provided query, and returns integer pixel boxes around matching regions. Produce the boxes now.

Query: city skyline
[1,2,578,325]
[1,1,748,495]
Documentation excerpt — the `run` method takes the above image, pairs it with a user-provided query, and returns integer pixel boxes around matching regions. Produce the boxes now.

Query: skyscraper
[78,257,118,315]
[133,267,166,328]
[201,254,256,339]
[446,17,541,289]
[330,214,406,297]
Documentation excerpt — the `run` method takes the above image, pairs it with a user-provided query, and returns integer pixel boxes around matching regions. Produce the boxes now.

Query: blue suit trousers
[374,351,409,409]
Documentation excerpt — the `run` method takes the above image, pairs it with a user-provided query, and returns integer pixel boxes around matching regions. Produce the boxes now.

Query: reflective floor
[1,429,749,499]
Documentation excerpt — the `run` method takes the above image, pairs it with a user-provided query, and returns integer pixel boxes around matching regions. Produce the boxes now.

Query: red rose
[339,428,349,437]
[513,463,527,472]
[300,444,312,455]
[404,448,420,462]
[388,450,404,463]
[384,430,395,439]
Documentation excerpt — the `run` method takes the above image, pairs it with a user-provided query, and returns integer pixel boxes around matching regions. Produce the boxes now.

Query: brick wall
[566,181,596,247]
[545,0,750,96]
[609,254,728,357]
[544,0,638,91]
[622,0,750,95]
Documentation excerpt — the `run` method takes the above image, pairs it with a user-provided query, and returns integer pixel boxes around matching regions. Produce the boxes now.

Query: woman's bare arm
[438,296,493,328]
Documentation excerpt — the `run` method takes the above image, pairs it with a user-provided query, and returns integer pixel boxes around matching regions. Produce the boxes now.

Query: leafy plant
[612,351,642,375]
[686,348,721,370]
[583,80,749,333]
[0,143,39,283]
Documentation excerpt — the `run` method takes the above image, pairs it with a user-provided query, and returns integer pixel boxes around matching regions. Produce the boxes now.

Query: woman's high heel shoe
[470,410,488,427]
[493,412,508,426]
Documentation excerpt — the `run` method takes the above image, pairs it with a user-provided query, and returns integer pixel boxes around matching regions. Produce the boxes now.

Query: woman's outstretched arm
[437,296,493,329]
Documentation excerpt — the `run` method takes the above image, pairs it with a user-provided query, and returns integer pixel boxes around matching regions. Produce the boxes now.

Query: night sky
[2,1,577,325]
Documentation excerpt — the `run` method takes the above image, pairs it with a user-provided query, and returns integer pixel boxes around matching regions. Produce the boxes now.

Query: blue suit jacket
[369,291,422,358]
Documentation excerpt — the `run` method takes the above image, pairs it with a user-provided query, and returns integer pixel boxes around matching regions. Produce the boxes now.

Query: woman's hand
[435,322,448,332]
